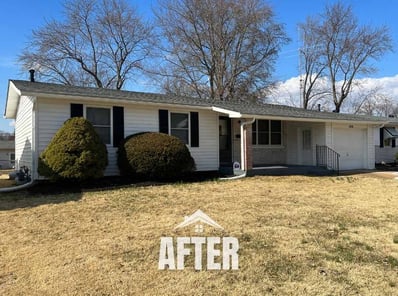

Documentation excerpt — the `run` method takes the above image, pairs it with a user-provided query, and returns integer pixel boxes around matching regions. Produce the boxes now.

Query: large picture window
[86,107,111,144]
[252,120,282,146]
[170,112,189,144]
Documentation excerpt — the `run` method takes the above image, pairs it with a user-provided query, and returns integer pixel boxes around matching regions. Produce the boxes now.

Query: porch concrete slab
[247,165,333,177]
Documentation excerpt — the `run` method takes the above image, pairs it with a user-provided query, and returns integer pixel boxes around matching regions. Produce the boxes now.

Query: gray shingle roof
[212,100,395,122]
[7,80,398,123]
[9,80,212,107]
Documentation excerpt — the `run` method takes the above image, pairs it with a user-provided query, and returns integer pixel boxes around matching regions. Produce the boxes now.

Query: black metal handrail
[316,145,340,175]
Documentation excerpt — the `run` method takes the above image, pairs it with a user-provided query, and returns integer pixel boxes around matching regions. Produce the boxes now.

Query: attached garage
[333,127,367,170]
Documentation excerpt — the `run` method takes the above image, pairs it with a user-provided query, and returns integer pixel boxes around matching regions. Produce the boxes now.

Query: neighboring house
[375,126,398,164]
[0,135,15,169]
[5,79,398,180]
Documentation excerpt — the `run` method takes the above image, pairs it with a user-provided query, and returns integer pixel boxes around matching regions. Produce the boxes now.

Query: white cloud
[268,76,301,107]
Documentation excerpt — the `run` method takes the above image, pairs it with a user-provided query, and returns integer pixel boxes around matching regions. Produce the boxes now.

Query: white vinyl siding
[37,98,119,177]
[189,110,218,171]
[36,98,219,177]
[15,96,34,171]
[124,105,219,171]
[37,98,70,153]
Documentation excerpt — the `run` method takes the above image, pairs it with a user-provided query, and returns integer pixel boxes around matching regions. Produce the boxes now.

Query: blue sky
[1,0,397,132]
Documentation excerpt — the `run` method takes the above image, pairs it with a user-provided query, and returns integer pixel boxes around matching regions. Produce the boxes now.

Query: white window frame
[84,106,113,146]
[252,119,283,147]
[169,112,190,146]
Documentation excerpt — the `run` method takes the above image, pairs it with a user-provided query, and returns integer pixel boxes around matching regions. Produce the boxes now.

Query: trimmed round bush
[118,132,195,180]
[38,117,108,180]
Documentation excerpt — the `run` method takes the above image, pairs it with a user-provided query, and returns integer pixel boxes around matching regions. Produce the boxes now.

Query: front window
[86,107,111,144]
[252,120,282,146]
[170,113,189,144]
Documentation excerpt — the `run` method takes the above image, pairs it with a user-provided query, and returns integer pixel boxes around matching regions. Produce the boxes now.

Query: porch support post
[240,118,255,171]
[245,124,253,170]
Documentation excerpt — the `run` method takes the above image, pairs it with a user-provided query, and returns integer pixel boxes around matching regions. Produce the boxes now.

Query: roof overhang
[212,105,392,125]
[4,81,22,119]
[4,81,214,118]
[241,113,391,125]
[211,106,242,118]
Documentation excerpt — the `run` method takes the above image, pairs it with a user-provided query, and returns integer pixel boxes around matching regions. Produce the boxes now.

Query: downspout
[0,180,36,193]
[32,97,39,181]
[219,117,255,181]
[240,118,256,171]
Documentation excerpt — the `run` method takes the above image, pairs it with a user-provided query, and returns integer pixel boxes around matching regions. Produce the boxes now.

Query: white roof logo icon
[175,209,223,232]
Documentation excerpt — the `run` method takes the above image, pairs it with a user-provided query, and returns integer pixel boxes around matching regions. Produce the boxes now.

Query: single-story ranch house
[5,79,398,180]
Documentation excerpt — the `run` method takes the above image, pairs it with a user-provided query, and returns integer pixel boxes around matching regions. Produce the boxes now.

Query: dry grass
[0,179,15,188]
[1,175,398,295]
[0,170,15,188]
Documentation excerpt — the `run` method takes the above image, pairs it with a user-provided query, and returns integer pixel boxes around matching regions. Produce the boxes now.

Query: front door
[298,128,313,165]
[219,117,232,166]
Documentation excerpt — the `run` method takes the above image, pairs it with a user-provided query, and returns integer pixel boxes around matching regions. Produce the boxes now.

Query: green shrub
[38,117,108,180]
[118,132,195,180]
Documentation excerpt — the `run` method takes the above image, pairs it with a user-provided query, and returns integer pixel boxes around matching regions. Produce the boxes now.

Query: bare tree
[299,17,329,109]
[19,0,153,89]
[351,89,398,117]
[154,0,289,101]
[299,2,392,112]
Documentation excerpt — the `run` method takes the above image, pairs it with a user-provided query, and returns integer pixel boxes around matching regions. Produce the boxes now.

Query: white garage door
[333,128,367,170]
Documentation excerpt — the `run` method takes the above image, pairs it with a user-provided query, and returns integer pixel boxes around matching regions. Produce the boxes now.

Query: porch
[218,116,373,175]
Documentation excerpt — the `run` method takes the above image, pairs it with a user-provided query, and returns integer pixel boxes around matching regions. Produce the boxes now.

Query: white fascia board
[4,81,22,119]
[211,106,242,118]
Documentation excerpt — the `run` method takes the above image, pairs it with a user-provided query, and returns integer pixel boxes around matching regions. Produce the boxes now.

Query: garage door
[333,128,367,170]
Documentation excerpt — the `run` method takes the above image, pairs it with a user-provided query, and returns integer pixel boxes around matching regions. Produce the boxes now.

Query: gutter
[377,120,393,128]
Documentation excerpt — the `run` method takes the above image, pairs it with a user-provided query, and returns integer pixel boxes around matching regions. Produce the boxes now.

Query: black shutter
[113,106,124,148]
[380,128,384,148]
[159,109,169,134]
[392,139,396,148]
[190,112,199,147]
[70,103,83,117]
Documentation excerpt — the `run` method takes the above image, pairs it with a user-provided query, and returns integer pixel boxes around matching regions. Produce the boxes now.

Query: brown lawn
[0,175,398,295]
[0,170,15,188]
